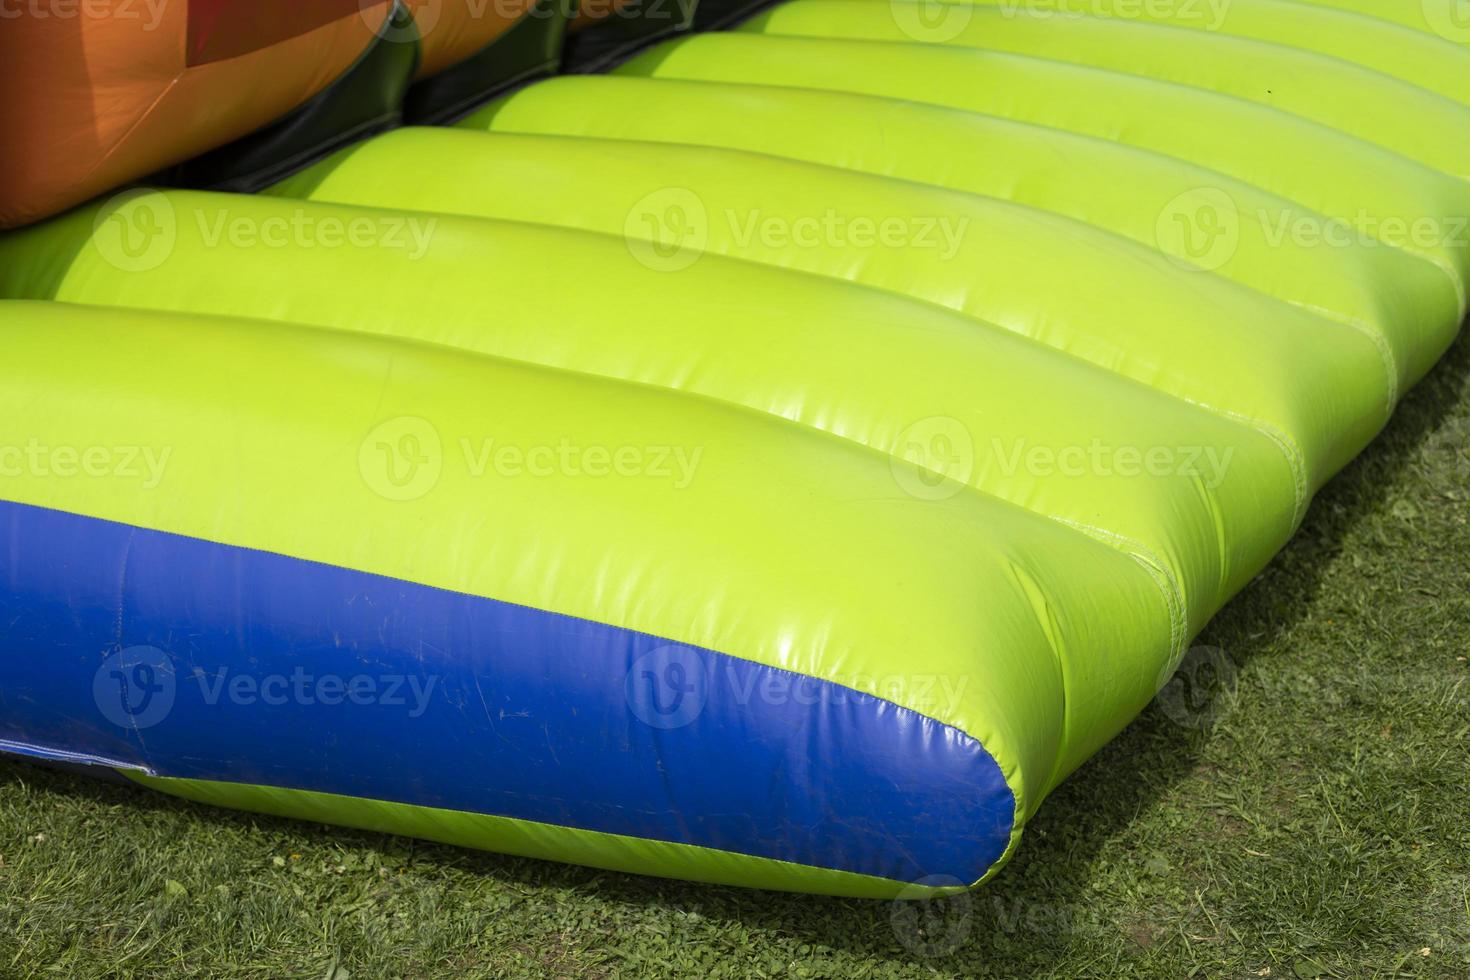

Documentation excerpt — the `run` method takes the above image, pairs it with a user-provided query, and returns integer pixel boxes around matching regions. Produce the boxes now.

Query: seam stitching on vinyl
[1050,518,1186,657]
[1170,397,1310,528]
[1284,301,1400,413]
[612,47,1470,303]
[1268,0,1470,57]
[126,772,962,890]
[287,157,1318,624]
[740,24,1470,178]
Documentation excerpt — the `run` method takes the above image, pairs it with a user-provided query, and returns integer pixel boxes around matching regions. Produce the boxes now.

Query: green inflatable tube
[0,0,1465,896]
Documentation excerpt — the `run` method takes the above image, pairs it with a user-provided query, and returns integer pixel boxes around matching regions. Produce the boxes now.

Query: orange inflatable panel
[0,0,391,228]
[410,0,542,78]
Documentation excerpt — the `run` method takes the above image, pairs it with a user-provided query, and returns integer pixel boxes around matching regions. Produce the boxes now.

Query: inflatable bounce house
[0,0,1466,898]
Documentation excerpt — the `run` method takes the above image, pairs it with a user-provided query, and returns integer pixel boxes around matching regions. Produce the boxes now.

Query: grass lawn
[1,332,1467,979]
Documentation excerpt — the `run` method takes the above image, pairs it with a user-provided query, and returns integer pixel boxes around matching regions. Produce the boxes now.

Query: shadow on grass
[3,327,1468,970]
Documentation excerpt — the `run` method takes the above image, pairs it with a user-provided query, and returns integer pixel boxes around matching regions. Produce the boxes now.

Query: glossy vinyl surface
[0,0,1465,896]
